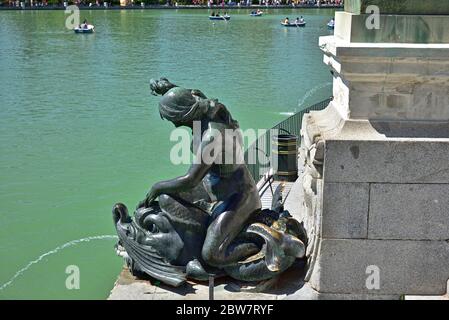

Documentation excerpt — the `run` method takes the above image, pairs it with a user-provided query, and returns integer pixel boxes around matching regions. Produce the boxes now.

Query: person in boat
[283,17,289,24]
[294,17,300,24]
[299,16,305,23]
[211,11,215,16]
[83,18,88,29]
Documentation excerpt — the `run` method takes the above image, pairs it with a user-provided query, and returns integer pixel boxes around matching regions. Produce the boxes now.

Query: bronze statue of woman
[138,78,262,268]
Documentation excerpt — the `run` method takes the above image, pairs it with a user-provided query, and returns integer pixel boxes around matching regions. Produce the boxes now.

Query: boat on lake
[74,24,95,34]
[209,15,231,21]
[281,21,306,27]
[250,10,263,17]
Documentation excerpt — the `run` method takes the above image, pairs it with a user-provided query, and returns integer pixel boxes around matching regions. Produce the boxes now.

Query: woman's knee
[201,245,214,266]
[201,211,244,266]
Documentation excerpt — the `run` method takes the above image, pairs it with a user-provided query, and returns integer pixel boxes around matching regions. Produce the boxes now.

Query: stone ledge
[335,11,449,44]
[108,262,317,300]
[320,34,449,121]
[320,35,449,59]
[302,102,449,142]
[108,264,449,300]
[309,239,449,295]
[324,139,449,184]
[344,0,449,16]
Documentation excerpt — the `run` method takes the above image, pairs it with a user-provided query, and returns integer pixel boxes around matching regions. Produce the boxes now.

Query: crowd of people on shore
[1,0,343,8]
[205,0,342,7]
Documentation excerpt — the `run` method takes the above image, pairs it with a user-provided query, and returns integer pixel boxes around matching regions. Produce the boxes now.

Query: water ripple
[0,235,118,291]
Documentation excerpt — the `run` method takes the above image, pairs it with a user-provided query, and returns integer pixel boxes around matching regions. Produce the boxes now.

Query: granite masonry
[295,0,449,299]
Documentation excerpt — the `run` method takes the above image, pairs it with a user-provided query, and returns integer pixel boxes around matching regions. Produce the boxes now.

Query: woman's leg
[202,193,260,267]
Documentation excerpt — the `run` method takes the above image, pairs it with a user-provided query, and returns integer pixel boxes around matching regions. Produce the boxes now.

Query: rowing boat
[281,22,306,27]
[209,15,231,21]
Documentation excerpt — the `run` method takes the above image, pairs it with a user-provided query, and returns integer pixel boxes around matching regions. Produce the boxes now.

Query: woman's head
[158,87,209,127]
[155,79,238,129]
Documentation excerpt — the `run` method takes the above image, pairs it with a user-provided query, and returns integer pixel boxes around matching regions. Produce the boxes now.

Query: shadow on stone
[370,120,449,138]
[223,259,307,295]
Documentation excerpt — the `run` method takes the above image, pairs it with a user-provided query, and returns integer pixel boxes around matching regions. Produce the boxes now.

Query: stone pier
[296,0,449,299]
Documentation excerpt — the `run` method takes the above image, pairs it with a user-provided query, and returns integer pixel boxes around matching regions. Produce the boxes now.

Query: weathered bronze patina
[112,78,306,286]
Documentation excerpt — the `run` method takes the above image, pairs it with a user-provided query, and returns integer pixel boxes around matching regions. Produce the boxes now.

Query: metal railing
[244,97,332,181]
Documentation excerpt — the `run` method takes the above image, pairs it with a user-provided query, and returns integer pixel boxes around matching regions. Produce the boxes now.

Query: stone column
[298,0,449,299]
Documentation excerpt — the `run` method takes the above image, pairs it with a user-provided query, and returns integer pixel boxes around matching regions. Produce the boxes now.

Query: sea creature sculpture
[112,78,306,286]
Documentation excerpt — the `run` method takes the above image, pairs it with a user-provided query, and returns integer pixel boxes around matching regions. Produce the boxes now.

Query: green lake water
[0,8,334,299]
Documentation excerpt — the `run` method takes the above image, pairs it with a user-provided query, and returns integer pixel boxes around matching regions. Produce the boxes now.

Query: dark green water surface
[0,8,333,299]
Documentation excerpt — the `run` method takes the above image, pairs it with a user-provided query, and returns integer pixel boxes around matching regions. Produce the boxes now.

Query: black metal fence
[244,97,332,181]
